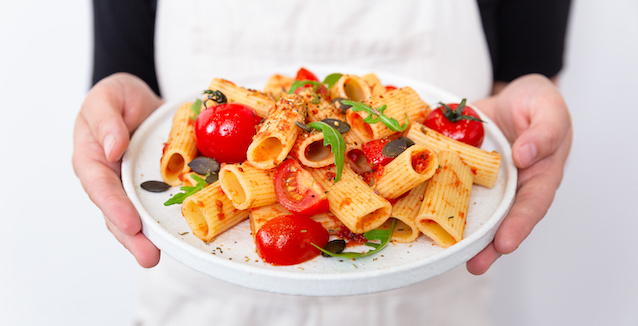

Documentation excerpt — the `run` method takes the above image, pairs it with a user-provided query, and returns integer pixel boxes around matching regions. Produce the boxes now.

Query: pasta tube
[207,78,275,118]
[291,132,334,168]
[160,102,198,186]
[361,73,387,97]
[373,144,438,199]
[347,87,430,142]
[219,163,277,210]
[329,74,372,102]
[181,181,249,242]
[246,94,308,169]
[387,182,428,243]
[415,151,473,248]
[406,122,501,188]
[308,164,392,234]
[263,74,294,100]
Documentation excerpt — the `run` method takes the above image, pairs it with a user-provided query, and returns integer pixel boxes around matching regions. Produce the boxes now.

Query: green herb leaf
[312,219,396,259]
[288,80,323,94]
[189,99,202,120]
[323,73,343,88]
[164,174,208,206]
[307,121,345,182]
[343,100,409,132]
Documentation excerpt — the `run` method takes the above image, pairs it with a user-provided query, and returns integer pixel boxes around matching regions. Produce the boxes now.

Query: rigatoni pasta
[329,74,372,102]
[207,78,275,118]
[160,102,198,186]
[373,144,438,199]
[181,181,250,242]
[406,122,501,188]
[219,163,277,210]
[347,87,430,142]
[415,151,474,248]
[308,164,392,234]
[246,94,308,169]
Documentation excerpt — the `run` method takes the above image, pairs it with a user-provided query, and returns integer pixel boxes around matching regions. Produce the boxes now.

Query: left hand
[467,74,573,274]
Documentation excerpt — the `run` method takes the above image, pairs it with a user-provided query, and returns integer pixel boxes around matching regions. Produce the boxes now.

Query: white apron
[139,1,495,325]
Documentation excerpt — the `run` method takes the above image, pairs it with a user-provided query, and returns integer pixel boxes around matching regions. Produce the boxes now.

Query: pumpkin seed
[321,239,346,257]
[320,118,351,134]
[295,120,312,132]
[205,172,219,184]
[382,137,415,158]
[140,180,171,193]
[332,97,352,113]
[188,156,220,175]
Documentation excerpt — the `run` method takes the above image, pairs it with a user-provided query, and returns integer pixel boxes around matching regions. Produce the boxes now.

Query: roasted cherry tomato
[362,138,394,170]
[255,215,329,265]
[424,99,484,147]
[274,159,330,216]
[195,103,262,163]
[295,67,320,82]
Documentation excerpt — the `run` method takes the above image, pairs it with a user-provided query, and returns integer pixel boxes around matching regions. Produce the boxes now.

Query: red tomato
[295,67,319,82]
[255,215,329,265]
[274,159,329,216]
[195,103,262,163]
[424,99,485,147]
[362,138,394,170]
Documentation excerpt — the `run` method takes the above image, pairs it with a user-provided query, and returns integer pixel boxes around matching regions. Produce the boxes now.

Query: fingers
[80,77,132,162]
[511,95,571,169]
[79,73,162,163]
[105,215,161,268]
[466,243,501,275]
[495,74,572,169]
[73,116,142,236]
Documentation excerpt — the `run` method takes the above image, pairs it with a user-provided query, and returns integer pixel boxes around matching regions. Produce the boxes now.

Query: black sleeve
[477,0,572,82]
[92,0,160,96]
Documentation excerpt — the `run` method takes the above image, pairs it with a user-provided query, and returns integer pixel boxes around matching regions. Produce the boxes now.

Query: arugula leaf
[164,174,208,206]
[343,100,409,132]
[288,80,323,94]
[323,73,343,88]
[189,99,202,120]
[307,121,345,182]
[313,219,396,259]
[288,72,343,94]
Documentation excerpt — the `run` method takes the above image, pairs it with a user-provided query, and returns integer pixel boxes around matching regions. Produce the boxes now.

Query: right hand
[72,73,164,267]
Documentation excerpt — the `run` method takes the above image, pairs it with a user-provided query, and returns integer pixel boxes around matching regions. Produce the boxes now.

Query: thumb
[511,87,572,169]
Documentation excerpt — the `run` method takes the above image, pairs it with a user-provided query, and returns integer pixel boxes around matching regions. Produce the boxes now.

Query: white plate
[122,65,517,296]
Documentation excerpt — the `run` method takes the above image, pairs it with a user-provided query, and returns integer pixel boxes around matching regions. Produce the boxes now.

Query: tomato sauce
[411,151,431,174]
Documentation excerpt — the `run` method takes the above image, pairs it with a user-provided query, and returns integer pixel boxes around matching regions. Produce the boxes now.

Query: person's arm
[466,0,572,274]
[92,0,160,95]
[467,74,572,274]
[72,0,163,267]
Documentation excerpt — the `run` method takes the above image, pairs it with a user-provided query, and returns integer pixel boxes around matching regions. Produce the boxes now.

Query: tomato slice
[274,159,330,216]
[255,215,329,265]
[361,138,394,170]
[295,67,319,82]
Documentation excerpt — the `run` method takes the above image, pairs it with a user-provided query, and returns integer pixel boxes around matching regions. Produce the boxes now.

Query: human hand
[467,74,573,274]
[72,73,164,268]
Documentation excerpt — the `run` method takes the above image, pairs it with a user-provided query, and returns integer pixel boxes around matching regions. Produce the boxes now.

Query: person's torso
[142,2,494,325]
[155,0,492,102]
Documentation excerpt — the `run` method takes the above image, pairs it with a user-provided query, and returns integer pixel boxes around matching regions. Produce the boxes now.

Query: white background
[1,0,636,325]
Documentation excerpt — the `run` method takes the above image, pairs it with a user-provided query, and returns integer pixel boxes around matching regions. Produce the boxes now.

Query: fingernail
[518,143,536,167]
[104,134,115,160]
